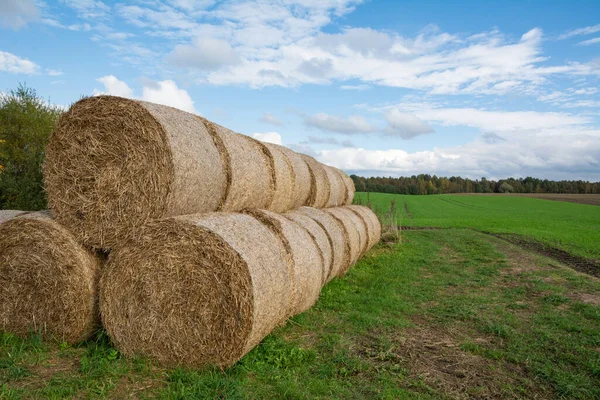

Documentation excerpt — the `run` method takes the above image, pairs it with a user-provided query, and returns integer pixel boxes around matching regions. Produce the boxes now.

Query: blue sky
[1,0,599,181]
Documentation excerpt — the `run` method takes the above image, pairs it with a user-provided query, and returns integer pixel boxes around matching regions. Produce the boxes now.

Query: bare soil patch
[455,193,600,206]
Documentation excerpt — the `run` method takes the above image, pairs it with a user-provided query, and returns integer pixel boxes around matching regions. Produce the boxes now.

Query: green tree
[0,84,63,210]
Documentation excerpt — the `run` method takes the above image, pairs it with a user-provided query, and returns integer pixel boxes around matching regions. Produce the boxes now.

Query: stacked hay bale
[44,96,354,249]
[0,212,101,343]
[100,206,380,368]
[1,96,380,370]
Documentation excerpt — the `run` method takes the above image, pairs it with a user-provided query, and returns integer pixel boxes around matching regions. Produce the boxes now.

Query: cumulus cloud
[166,37,240,70]
[260,112,282,126]
[383,109,434,139]
[93,75,196,113]
[0,50,39,74]
[141,80,196,113]
[252,132,282,145]
[317,131,600,181]
[303,113,378,135]
[0,0,39,29]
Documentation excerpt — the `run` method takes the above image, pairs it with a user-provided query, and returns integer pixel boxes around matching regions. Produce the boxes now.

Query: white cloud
[0,0,39,29]
[383,109,434,139]
[317,131,600,181]
[60,0,110,19]
[340,84,370,91]
[559,24,600,40]
[388,103,591,133]
[94,75,134,98]
[141,80,196,113]
[166,37,240,70]
[93,75,197,113]
[303,113,377,135]
[252,132,282,145]
[0,50,39,74]
[46,69,63,76]
[579,37,600,46]
[260,112,282,126]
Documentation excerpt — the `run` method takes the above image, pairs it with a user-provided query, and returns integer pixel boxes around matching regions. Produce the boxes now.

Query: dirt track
[402,226,600,278]
[455,193,600,206]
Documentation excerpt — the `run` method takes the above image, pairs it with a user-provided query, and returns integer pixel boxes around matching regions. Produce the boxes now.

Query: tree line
[350,175,600,195]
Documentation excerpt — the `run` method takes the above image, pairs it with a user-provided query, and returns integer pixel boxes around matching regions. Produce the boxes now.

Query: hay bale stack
[0,210,28,224]
[301,155,331,208]
[0,212,100,343]
[263,143,294,213]
[323,208,362,271]
[292,207,350,280]
[348,206,382,249]
[100,212,292,368]
[323,166,347,208]
[273,144,312,209]
[245,210,322,315]
[284,212,332,285]
[44,96,353,249]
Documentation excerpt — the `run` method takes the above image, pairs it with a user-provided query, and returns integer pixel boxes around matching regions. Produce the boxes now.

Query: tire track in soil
[404,201,413,219]
[400,226,600,278]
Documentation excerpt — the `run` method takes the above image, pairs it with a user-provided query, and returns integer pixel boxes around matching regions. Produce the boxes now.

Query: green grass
[355,192,600,260]
[3,229,600,399]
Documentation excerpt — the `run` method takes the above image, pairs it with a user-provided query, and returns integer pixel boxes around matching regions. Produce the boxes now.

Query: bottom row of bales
[0,206,380,368]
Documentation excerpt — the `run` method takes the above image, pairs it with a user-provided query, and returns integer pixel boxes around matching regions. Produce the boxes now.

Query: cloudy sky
[1,0,599,180]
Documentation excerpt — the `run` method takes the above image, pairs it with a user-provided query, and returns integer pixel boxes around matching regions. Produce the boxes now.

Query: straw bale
[301,155,330,208]
[100,212,291,368]
[216,128,274,211]
[284,212,332,285]
[323,166,346,208]
[274,145,311,208]
[0,212,100,343]
[348,205,381,250]
[44,96,227,249]
[263,143,295,212]
[245,210,322,314]
[323,208,362,271]
[0,210,28,224]
[292,207,349,280]
[341,173,356,205]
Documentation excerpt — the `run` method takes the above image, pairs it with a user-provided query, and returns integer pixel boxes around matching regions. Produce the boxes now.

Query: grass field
[2,228,600,399]
[355,192,600,261]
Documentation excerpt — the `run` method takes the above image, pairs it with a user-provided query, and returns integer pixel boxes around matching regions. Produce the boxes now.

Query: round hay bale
[0,210,28,224]
[284,212,332,285]
[44,96,228,249]
[245,210,322,315]
[323,166,346,208]
[341,173,356,205]
[348,205,381,250]
[217,128,275,211]
[263,143,294,213]
[0,212,100,343]
[275,145,311,208]
[293,207,350,280]
[323,208,363,272]
[300,155,330,208]
[100,212,291,369]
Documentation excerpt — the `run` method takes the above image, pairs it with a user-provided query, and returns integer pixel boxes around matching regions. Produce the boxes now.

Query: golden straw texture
[0,212,100,343]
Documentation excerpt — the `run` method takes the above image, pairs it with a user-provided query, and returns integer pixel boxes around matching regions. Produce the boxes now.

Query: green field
[355,193,600,260]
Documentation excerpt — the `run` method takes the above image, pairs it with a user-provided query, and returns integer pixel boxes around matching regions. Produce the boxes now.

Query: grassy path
[2,229,600,399]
